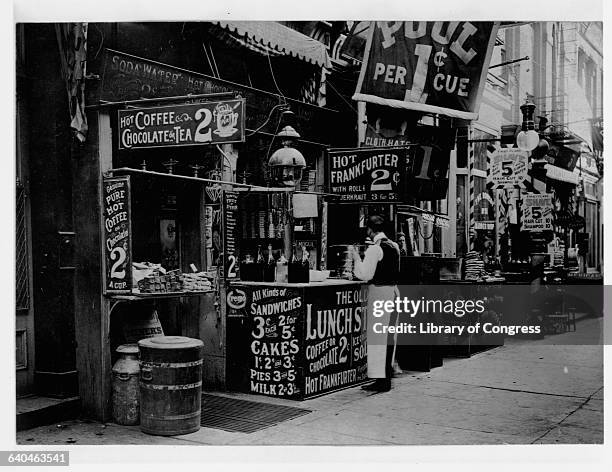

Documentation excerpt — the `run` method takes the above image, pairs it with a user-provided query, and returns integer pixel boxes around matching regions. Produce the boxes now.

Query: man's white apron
[366,284,399,378]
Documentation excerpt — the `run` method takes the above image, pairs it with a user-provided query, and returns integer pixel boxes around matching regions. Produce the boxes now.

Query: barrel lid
[138,336,203,349]
[116,344,139,355]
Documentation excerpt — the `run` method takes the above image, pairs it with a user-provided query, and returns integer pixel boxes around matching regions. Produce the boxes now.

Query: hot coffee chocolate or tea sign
[117,99,245,149]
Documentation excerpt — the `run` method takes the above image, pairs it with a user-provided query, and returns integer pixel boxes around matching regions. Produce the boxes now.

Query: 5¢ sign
[488,148,528,188]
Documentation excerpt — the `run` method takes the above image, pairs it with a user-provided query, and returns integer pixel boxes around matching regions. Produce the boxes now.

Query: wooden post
[72,110,113,421]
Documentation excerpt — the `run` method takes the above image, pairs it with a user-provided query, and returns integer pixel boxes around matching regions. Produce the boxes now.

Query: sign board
[118,99,245,149]
[101,49,337,144]
[327,147,406,203]
[302,285,369,397]
[474,221,495,230]
[353,22,499,120]
[405,140,452,201]
[228,286,303,398]
[521,193,553,232]
[221,190,240,280]
[422,212,450,228]
[102,176,132,294]
[364,127,415,147]
[226,283,368,399]
[362,116,455,202]
[487,148,529,188]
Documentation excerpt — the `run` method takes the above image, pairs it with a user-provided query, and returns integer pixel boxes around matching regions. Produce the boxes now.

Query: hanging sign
[327,147,406,203]
[487,148,529,188]
[221,190,240,280]
[362,113,456,201]
[474,221,494,230]
[422,212,450,228]
[118,99,245,149]
[102,176,132,294]
[521,193,553,231]
[353,22,499,120]
[101,49,337,144]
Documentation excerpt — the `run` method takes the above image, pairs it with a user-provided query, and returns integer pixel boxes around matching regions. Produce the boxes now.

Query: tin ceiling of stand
[210,21,331,69]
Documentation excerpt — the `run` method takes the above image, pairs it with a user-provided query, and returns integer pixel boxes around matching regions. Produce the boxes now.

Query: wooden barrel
[138,336,204,436]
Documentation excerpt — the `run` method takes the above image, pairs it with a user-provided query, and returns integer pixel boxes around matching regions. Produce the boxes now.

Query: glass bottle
[288,243,302,283]
[301,244,311,282]
[240,253,255,281]
[255,245,265,282]
[275,252,289,283]
[263,244,276,282]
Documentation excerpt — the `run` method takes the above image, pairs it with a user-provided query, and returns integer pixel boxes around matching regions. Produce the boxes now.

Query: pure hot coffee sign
[103,176,132,294]
[353,22,499,120]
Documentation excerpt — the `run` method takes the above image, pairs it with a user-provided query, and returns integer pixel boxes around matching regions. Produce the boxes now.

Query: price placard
[521,193,553,232]
[488,148,528,188]
[221,190,240,280]
[118,99,245,150]
[247,287,303,398]
[327,147,406,203]
[302,285,368,397]
[102,176,132,294]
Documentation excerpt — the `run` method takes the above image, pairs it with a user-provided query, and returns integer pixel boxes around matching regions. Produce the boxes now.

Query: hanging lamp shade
[268,125,306,187]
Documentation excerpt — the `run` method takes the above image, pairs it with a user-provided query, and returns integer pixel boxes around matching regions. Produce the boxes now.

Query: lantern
[268,125,306,187]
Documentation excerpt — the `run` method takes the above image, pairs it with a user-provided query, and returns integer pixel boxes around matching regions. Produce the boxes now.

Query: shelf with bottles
[240,242,312,284]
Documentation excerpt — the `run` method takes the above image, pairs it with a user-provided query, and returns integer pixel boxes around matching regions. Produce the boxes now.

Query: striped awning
[210,21,331,69]
[545,164,580,185]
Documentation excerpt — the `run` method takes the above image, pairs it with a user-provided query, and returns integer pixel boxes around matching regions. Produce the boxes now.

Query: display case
[102,171,218,364]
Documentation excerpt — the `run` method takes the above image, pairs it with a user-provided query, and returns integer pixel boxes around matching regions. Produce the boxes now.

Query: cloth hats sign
[353,22,499,120]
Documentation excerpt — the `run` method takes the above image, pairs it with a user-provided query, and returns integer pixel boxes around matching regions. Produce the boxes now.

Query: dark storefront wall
[19,24,78,397]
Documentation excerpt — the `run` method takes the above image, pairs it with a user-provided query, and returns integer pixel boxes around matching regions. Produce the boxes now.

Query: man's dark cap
[366,215,385,232]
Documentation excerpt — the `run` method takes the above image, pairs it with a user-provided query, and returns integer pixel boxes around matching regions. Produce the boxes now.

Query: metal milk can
[111,344,140,425]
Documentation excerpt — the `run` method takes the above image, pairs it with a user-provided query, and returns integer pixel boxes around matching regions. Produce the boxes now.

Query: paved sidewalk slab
[16,318,603,446]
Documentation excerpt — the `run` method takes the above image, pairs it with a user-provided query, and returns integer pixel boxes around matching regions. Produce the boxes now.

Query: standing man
[352,215,401,392]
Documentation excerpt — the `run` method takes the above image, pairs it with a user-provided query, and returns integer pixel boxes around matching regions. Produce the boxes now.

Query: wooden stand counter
[226,279,368,399]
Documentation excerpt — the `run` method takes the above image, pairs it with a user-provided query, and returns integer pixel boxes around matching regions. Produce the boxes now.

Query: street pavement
[17,317,604,446]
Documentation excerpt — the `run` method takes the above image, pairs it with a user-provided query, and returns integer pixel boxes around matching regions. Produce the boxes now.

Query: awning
[210,21,331,69]
[545,164,580,185]
[396,205,450,228]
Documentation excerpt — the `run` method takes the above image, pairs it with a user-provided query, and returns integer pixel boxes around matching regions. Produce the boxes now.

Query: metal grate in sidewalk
[201,394,311,434]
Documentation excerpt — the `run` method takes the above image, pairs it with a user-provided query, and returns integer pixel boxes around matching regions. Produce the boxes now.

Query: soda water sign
[103,176,132,293]
[488,148,528,188]
[118,99,245,149]
[521,193,553,232]
[327,147,406,203]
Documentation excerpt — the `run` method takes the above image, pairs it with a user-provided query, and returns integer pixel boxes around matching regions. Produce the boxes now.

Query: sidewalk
[17,317,603,446]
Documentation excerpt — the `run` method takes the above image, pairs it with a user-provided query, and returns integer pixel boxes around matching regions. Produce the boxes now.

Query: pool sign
[353,22,499,120]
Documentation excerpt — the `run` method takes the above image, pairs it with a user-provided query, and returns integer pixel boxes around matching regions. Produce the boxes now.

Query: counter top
[230,278,367,288]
